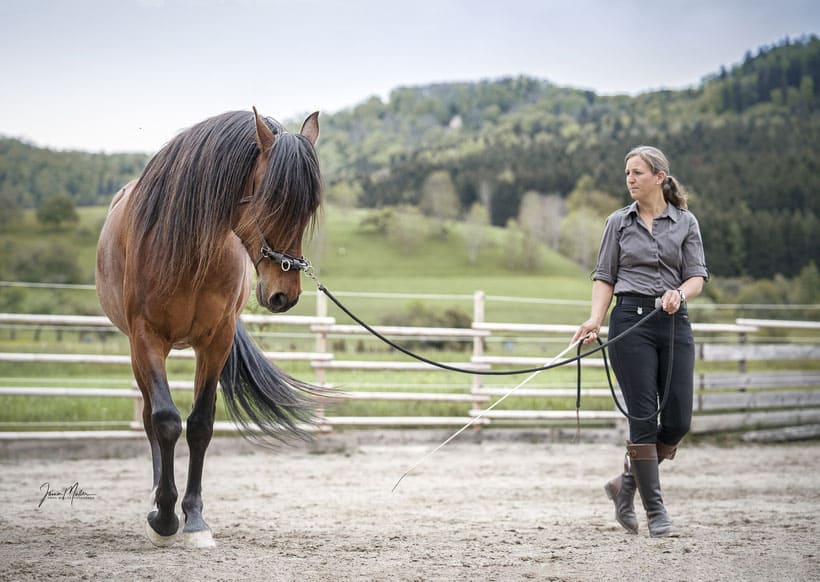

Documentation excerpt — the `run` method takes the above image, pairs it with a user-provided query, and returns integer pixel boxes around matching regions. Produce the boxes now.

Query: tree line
[1,35,818,281]
[318,36,819,279]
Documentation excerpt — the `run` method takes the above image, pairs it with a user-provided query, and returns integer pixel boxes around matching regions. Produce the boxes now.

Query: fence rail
[1,290,819,440]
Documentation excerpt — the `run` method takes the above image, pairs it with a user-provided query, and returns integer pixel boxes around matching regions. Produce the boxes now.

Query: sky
[1,0,819,153]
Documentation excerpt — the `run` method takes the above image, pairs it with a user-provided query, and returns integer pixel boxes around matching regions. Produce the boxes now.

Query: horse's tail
[219,321,326,442]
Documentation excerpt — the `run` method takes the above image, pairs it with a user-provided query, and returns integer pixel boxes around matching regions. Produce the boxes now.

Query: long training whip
[390,337,583,492]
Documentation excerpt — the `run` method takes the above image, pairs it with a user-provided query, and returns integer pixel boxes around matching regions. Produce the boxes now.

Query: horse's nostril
[268,292,290,313]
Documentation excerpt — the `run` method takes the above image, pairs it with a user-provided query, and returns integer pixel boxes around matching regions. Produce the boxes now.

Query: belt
[616,295,661,309]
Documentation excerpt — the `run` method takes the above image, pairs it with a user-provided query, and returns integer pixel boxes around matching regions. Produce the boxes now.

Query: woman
[572,146,708,537]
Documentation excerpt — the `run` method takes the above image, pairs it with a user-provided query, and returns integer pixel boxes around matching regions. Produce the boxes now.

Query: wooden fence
[0,292,818,440]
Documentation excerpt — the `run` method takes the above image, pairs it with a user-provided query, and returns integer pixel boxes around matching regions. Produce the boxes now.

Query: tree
[0,189,22,230]
[11,242,84,283]
[503,218,523,270]
[325,180,363,207]
[464,202,489,264]
[388,205,424,255]
[518,191,565,249]
[420,170,460,221]
[566,175,620,216]
[559,208,604,270]
[36,194,79,230]
[420,170,460,240]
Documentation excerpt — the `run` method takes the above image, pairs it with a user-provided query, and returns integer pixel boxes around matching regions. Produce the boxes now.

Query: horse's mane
[126,110,321,292]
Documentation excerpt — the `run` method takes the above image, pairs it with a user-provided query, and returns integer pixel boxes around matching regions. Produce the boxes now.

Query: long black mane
[127,110,321,292]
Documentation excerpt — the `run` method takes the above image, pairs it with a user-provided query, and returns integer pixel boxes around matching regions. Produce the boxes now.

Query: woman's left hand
[661,289,683,314]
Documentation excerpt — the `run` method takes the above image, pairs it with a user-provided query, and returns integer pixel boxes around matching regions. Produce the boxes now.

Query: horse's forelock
[257,132,322,250]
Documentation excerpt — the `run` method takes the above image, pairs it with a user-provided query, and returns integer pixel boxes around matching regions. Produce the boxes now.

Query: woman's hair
[625,145,688,209]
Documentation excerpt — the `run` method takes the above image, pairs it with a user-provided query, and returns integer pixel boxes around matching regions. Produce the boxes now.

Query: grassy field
[1,205,590,317]
[1,204,817,431]
[0,204,599,429]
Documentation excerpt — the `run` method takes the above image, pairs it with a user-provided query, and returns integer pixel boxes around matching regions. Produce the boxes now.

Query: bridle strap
[255,245,311,272]
[239,189,308,272]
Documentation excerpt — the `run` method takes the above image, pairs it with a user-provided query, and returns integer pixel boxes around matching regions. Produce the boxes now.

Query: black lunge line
[319,283,659,374]
[314,281,675,423]
[300,275,678,491]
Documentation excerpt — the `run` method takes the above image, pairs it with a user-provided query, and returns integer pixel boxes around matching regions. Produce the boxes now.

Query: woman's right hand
[572,318,602,346]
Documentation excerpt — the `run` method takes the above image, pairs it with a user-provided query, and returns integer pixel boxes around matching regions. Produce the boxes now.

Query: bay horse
[95,108,323,548]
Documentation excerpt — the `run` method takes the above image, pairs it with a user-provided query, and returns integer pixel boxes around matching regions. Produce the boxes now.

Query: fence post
[471,290,485,425]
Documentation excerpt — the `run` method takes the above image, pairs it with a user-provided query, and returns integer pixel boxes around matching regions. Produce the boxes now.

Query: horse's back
[95,181,136,335]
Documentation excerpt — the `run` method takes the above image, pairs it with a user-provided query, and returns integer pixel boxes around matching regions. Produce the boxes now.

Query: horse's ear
[300,111,320,146]
[253,106,275,154]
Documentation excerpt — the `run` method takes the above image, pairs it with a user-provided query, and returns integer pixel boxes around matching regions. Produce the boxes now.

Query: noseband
[255,243,311,272]
[239,197,311,273]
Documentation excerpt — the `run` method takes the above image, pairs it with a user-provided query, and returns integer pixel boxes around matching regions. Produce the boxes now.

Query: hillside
[0,205,589,318]
[1,36,818,280]
[317,36,820,279]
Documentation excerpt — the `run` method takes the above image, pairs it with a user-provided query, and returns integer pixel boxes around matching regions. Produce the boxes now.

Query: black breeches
[608,304,695,445]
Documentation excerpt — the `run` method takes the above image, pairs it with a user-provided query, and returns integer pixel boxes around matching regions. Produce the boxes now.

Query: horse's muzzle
[269,292,297,313]
[258,288,299,313]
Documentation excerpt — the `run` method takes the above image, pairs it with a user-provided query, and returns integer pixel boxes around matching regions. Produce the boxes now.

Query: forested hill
[317,36,820,279]
[1,36,818,279]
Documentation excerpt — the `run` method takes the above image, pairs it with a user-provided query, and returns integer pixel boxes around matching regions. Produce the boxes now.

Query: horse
[95,107,324,548]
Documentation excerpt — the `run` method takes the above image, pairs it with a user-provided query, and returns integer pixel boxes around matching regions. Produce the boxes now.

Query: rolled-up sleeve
[593,214,620,284]
[681,214,709,281]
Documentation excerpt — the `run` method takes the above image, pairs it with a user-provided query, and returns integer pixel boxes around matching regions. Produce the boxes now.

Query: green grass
[2,204,590,319]
[1,204,817,431]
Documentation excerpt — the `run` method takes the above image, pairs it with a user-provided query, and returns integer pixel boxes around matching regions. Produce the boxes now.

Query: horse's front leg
[181,327,234,548]
[130,324,181,546]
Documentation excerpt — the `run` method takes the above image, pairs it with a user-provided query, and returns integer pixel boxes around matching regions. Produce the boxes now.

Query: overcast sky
[1,0,818,153]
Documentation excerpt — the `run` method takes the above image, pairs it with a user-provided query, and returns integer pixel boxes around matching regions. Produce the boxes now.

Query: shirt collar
[628,201,681,222]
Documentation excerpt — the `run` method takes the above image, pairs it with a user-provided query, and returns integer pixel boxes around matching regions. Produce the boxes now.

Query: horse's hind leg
[181,337,231,548]
[131,326,181,546]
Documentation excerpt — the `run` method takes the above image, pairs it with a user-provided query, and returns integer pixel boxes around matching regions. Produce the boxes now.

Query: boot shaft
[627,443,673,537]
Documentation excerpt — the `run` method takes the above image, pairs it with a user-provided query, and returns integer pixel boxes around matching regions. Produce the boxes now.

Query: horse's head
[236,108,321,313]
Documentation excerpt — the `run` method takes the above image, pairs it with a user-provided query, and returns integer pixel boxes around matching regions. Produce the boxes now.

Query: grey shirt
[593,202,709,296]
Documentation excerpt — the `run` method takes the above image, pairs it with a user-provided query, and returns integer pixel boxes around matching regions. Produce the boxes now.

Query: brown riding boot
[628,443,674,537]
[604,440,678,534]
[604,445,638,534]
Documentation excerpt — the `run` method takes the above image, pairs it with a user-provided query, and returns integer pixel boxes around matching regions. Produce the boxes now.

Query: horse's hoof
[182,528,216,549]
[144,517,179,548]
[145,506,182,548]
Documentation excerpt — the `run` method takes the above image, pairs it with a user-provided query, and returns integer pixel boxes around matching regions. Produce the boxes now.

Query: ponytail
[662,175,688,209]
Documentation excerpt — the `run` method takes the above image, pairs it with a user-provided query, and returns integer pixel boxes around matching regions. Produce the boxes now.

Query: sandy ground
[0,430,818,581]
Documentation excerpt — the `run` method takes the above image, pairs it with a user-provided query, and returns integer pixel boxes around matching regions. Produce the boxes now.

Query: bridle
[240,204,313,273]
[255,245,312,273]
[238,155,313,275]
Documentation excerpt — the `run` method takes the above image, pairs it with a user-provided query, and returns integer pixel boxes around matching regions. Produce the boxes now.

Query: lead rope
[311,277,664,377]
[301,269,678,489]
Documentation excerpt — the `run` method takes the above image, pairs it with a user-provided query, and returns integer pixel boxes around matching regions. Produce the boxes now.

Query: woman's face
[625,155,663,202]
